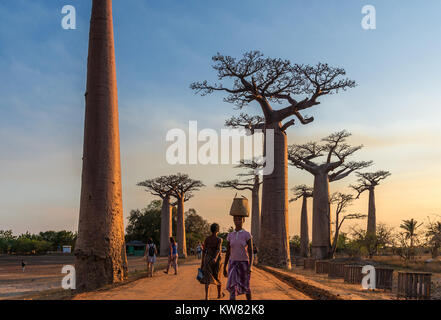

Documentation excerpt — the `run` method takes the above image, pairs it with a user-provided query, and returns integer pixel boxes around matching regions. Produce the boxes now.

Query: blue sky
[1,0,441,236]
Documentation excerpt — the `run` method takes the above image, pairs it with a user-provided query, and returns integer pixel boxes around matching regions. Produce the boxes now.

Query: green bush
[10,238,52,254]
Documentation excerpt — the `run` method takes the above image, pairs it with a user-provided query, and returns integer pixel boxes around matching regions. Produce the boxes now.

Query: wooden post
[303,258,316,270]
[397,272,431,299]
[315,260,330,274]
[295,257,304,267]
[328,262,346,279]
[343,265,363,284]
[375,267,394,291]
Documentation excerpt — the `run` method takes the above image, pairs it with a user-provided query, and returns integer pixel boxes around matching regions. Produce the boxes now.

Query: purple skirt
[226,261,251,297]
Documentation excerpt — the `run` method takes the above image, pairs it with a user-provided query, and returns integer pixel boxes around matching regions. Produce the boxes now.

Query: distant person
[223,216,253,300]
[21,260,26,272]
[199,223,224,300]
[196,243,203,259]
[252,243,258,265]
[144,238,157,277]
[164,237,178,275]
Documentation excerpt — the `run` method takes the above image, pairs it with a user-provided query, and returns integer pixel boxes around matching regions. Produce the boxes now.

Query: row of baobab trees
[216,128,391,262]
[142,50,393,267]
[140,129,390,264]
[76,12,399,290]
[188,51,392,266]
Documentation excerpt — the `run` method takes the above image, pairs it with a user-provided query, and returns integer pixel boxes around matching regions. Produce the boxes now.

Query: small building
[62,246,72,254]
[126,241,146,256]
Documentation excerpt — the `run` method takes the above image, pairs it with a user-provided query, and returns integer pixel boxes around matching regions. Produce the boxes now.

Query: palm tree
[400,219,423,248]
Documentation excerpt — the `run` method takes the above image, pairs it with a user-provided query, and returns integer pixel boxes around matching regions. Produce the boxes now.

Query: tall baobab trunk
[251,179,261,247]
[160,195,172,257]
[300,195,309,258]
[176,197,187,258]
[259,125,291,268]
[75,0,128,291]
[367,187,376,235]
[311,171,331,260]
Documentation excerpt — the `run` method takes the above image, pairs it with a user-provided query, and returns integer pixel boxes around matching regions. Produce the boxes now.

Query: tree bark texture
[160,195,172,256]
[176,196,187,258]
[251,182,261,248]
[311,171,331,259]
[75,0,128,291]
[367,187,376,236]
[300,195,310,258]
[259,124,291,268]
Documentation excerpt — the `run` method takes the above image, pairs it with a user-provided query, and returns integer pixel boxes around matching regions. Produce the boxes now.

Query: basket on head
[229,195,250,217]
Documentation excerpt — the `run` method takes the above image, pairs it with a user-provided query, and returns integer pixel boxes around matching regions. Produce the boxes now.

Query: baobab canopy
[191,51,357,128]
[192,51,357,268]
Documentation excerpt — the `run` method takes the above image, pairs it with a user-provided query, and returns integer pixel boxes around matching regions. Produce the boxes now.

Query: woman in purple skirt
[223,215,253,300]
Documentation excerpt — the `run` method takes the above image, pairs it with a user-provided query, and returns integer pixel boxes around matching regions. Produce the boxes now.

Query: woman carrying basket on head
[223,196,253,300]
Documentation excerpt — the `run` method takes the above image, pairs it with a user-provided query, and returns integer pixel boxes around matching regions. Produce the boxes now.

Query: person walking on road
[144,238,157,277]
[199,223,224,300]
[223,215,253,300]
[196,243,203,259]
[164,237,178,275]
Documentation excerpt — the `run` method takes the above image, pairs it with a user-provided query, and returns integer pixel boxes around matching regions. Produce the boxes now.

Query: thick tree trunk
[75,0,128,291]
[311,171,331,259]
[300,196,309,258]
[331,223,339,258]
[176,196,187,258]
[250,181,261,247]
[259,124,291,268]
[367,187,376,236]
[160,195,172,257]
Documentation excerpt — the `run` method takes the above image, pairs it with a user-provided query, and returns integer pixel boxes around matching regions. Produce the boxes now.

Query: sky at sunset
[1,0,441,238]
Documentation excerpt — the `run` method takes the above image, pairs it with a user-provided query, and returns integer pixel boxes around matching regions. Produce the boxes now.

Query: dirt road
[75,260,310,300]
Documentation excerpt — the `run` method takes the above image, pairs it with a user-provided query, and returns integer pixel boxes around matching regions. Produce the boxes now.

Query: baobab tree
[216,159,263,245]
[290,185,313,257]
[169,173,204,258]
[329,192,366,257]
[351,170,391,236]
[191,51,356,268]
[137,176,177,257]
[288,131,372,259]
[75,0,128,291]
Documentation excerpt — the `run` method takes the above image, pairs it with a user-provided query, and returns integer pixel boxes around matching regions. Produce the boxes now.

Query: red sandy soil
[0,254,156,299]
[74,260,311,300]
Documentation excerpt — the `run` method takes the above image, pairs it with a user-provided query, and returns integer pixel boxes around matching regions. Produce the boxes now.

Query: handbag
[196,268,204,282]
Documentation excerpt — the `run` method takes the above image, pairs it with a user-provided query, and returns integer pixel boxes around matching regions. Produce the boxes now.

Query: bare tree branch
[350,170,391,198]
[191,51,356,126]
[290,185,314,202]
[215,179,254,191]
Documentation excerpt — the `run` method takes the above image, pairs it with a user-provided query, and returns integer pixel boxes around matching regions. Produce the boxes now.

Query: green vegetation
[0,230,76,255]
[125,200,211,253]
